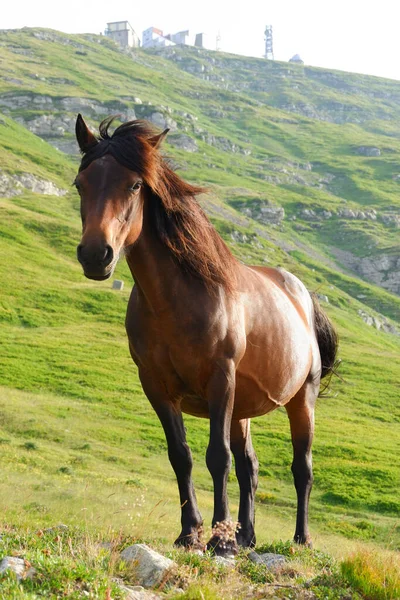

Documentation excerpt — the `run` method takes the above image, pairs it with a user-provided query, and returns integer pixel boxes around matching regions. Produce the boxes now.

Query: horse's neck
[125,221,179,313]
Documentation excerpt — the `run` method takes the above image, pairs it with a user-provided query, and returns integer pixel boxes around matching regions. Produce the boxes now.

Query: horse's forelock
[78,119,159,182]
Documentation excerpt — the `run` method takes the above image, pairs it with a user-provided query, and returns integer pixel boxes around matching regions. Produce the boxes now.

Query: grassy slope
[0,28,399,597]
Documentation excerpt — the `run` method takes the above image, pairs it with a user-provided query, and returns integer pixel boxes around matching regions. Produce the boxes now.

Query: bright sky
[3,0,400,81]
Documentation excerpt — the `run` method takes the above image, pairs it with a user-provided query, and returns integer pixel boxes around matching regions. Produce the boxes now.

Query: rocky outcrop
[357,254,400,295]
[146,111,177,131]
[235,200,284,226]
[0,171,67,197]
[331,247,400,297]
[358,310,399,336]
[354,146,381,157]
[337,208,377,220]
[380,212,400,228]
[203,134,251,155]
[168,134,198,152]
[16,113,75,137]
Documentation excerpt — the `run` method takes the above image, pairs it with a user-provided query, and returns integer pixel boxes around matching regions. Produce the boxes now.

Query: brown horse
[74,115,338,555]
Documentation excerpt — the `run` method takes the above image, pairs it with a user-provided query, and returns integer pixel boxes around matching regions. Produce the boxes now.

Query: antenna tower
[264,25,274,60]
[216,31,221,51]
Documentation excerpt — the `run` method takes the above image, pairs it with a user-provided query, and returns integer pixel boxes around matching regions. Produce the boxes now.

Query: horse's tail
[311,294,339,383]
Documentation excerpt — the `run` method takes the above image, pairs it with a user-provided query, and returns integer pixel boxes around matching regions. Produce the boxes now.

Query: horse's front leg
[139,372,203,549]
[205,362,237,556]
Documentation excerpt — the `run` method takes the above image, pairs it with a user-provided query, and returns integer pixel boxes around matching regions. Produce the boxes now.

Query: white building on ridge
[105,21,140,48]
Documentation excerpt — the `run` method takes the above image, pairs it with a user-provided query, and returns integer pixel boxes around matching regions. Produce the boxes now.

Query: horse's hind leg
[230,418,258,548]
[285,380,318,546]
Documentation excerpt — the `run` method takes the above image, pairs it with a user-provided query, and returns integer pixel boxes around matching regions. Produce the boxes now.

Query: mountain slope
[1,28,399,313]
[0,29,399,555]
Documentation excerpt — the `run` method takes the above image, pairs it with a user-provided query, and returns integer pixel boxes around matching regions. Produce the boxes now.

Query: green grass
[341,550,400,600]
[0,26,400,598]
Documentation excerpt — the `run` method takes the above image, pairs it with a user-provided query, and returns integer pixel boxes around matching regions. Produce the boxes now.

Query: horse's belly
[180,375,285,420]
[181,394,210,418]
[232,373,280,419]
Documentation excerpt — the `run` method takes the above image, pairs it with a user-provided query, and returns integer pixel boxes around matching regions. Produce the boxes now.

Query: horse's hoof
[294,534,312,548]
[236,531,256,549]
[174,534,205,552]
[206,536,238,557]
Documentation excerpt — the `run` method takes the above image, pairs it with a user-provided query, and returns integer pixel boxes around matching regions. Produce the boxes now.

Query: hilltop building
[142,27,175,48]
[166,30,191,45]
[105,21,140,48]
[289,54,304,64]
[195,33,208,49]
[142,26,210,49]
[104,22,211,51]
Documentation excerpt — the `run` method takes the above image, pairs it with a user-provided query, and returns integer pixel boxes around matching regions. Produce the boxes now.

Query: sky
[2,0,400,81]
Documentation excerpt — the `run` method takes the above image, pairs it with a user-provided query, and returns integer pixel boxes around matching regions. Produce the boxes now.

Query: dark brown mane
[79,117,238,293]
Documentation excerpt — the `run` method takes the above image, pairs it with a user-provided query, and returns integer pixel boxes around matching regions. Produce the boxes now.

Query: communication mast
[216,30,221,51]
[264,25,274,60]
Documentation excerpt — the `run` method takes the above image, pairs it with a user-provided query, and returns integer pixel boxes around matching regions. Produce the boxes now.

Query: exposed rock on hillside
[167,134,198,152]
[358,310,399,335]
[380,212,400,228]
[331,247,400,296]
[235,200,285,225]
[354,146,381,157]
[0,171,67,197]
[358,254,400,295]
[203,134,251,155]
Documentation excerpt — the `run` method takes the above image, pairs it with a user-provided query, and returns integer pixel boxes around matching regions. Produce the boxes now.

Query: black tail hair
[311,294,340,389]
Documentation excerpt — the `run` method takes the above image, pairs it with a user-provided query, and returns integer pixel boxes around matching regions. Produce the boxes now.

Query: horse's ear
[148,128,169,149]
[75,114,98,153]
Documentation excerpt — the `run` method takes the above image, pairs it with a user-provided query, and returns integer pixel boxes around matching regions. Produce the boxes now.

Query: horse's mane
[79,117,237,294]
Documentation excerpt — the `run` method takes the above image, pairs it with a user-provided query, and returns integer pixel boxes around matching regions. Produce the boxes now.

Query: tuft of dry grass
[341,548,400,600]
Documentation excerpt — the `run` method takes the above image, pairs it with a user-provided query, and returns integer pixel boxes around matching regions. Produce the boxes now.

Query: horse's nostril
[77,244,84,262]
[104,245,114,266]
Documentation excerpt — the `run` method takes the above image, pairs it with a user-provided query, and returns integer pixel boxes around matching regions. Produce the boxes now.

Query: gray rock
[168,134,198,152]
[47,138,80,155]
[0,171,67,197]
[213,555,235,567]
[358,310,399,335]
[316,294,329,304]
[117,583,162,599]
[380,213,400,228]
[355,146,381,157]
[237,200,284,226]
[60,96,104,115]
[0,557,35,581]
[120,544,175,588]
[248,551,287,571]
[148,112,177,131]
[299,208,320,221]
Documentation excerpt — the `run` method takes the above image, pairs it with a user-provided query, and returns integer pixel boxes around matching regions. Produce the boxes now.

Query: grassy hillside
[0,28,399,598]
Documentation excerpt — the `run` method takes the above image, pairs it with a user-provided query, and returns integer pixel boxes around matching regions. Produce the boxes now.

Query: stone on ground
[213,555,236,568]
[248,551,288,572]
[120,543,175,588]
[118,583,162,599]
[0,556,36,580]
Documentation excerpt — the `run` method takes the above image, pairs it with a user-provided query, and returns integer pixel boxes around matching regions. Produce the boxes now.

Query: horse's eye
[73,179,81,191]
[129,181,142,192]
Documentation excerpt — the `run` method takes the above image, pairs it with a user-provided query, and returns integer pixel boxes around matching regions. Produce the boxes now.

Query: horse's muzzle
[77,243,115,280]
